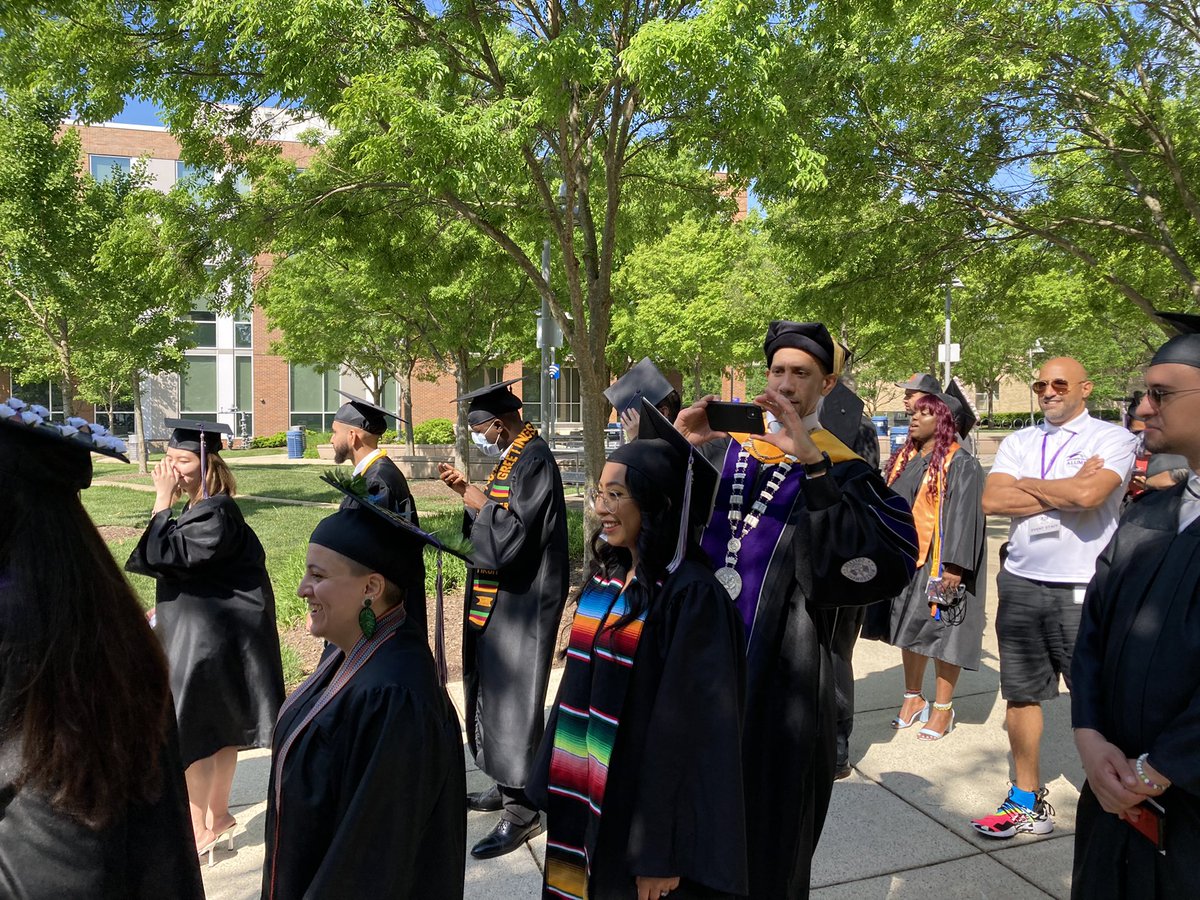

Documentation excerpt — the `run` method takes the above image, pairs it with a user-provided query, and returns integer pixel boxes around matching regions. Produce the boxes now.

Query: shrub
[250,431,288,449]
[413,417,455,444]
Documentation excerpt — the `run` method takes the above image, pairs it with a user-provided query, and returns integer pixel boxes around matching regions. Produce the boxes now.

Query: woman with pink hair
[877,393,987,741]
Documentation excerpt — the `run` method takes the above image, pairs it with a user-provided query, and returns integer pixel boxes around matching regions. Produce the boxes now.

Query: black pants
[500,784,537,825]
[831,605,865,768]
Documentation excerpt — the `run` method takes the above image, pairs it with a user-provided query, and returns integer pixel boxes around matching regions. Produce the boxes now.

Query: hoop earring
[359,595,377,638]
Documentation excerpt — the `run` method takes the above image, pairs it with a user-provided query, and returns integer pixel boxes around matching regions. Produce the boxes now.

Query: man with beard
[1070,312,1200,899]
[330,391,424,632]
[677,321,918,898]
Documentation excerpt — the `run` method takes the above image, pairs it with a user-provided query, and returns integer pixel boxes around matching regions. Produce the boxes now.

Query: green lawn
[84,474,585,685]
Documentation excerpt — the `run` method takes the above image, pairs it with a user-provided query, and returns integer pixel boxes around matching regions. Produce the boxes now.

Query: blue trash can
[286,427,306,459]
[889,425,910,454]
[871,415,888,437]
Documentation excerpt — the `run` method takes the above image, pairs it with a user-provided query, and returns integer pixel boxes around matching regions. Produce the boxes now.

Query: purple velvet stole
[701,441,805,639]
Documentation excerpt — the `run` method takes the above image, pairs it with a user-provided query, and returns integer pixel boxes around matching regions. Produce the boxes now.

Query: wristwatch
[802,452,832,476]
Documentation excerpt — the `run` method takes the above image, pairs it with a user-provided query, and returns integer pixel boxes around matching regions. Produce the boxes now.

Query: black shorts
[996,570,1084,703]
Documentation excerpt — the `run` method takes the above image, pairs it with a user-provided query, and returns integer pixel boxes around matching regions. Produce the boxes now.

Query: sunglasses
[1144,386,1200,407]
[1031,379,1076,395]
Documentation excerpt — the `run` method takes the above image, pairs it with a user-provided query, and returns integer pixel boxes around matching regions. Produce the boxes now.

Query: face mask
[471,425,505,458]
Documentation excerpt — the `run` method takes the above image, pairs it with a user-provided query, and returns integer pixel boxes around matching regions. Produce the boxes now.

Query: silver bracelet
[1136,753,1167,791]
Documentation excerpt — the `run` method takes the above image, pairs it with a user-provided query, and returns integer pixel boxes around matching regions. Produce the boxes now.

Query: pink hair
[886,395,958,497]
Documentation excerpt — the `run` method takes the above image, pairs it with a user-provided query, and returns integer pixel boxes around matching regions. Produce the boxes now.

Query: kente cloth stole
[467,422,539,629]
[544,573,647,900]
[909,443,960,573]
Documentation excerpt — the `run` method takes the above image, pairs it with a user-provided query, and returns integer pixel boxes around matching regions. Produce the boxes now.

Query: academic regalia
[880,449,987,670]
[0,727,205,900]
[1070,482,1200,899]
[698,433,917,899]
[531,562,748,900]
[463,432,569,786]
[126,492,285,767]
[261,614,466,900]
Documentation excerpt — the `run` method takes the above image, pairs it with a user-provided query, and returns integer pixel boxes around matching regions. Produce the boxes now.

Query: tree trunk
[401,363,415,454]
[453,348,471,473]
[692,355,703,402]
[131,373,149,475]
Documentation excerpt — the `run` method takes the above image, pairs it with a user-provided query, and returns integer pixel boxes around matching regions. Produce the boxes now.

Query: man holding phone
[1070,312,1200,898]
[676,320,918,899]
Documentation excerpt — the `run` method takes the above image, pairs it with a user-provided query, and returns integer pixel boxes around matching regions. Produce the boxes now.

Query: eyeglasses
[1144,386,1200,407]
[585,487,630,511]
[1031,379,1076,396]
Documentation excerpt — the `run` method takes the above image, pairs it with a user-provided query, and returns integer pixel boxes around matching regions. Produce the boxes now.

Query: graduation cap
[819,381,866,449]
[604,358,676,416]
[333,390,405,436]
[764,320,835,371]
[895,373,942,394]
[943,380,978,437]
[1,398,129,493]
[617,398,720,570]
[319,474,472,685]
[165,419,233,500]
[1151,310,1200,368]
[454,377,523,427]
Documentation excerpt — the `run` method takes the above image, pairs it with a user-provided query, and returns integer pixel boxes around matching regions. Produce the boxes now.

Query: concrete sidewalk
[201,525,1079,899]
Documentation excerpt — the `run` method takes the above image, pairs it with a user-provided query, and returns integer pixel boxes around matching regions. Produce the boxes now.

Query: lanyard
[1040,430,1077,479]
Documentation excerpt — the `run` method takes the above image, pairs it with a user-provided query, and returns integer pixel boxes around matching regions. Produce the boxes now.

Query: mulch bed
[97,525,143,541]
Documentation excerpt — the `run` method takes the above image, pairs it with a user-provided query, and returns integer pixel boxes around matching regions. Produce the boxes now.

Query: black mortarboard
[626,399,719,569]
[454,377,524,427]
[1151,310,1200,368]
[896,373,943,394]
[1,401,129,493]
[333,390,404,436]
[929,391,963,427]
[763,321,835,371]
[165,418,232,455]
[604,358,676,415]
[943,380,977,436]
[318,475,473,685]
[819,381,866,448]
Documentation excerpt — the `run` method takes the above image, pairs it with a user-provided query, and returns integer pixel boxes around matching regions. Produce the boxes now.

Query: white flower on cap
[58,424,80,437]
[66,416,89,428]
[90,423,109,437]
[96,434,127,453]
[19,410,42,425]
[30,403,51,419]
[0,403,15,419]
[5,397,27,411]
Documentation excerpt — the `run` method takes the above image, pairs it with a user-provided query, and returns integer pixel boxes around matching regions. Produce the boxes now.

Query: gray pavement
[201,523,1080,899]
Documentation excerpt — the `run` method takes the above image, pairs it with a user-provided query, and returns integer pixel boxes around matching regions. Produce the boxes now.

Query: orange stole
[909,443,961,571]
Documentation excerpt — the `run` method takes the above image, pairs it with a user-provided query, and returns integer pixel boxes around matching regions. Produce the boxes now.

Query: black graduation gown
[700,438,917,899]
[463,434,570,788]
[338,454,427,634]
[880,450,987,669]
[1070,484,1200,899]
[125,494,285,767]
[261,619,466,900]
[530,560,749,899]
[0,726,204,900]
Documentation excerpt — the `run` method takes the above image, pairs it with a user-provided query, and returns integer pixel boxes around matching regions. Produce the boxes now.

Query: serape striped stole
[544,573,647,900]
[467,422,538,629]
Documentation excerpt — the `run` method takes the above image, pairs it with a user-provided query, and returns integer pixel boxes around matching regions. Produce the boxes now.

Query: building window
[521,358,543,425]
[467,366,506,392]
[290,364,340,431]
[90,155,131,181]
[175,160,212,185]
[234,309,253,349]
[94,404,135,436]
[190,296,218,348]
[11,379,66,419]
[180,356,219,422]
[556,365,582,425]
[234,355,254,439]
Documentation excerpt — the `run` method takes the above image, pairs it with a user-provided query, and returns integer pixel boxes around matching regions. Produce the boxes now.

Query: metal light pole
[943,276,964,387]
[537,184,565,449]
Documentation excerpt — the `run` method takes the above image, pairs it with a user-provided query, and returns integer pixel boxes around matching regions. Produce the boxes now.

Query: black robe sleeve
[1071,536,1116,735]
[803,461,918,606]
[470,450,559,570]
[941,453,985,575]
[125,497,242,581]
[626,575,749,894]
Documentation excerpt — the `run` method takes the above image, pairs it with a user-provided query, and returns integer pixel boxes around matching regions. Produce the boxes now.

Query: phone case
[1126,798,1166,855]
[706,402,765,435]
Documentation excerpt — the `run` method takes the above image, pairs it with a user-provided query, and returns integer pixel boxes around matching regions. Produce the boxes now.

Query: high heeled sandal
[891,691,930,729]
[198,823,236,868]
[917,701,955,741]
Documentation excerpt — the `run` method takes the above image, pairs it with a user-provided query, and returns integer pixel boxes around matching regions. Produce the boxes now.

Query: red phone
[1126,797,1166,855]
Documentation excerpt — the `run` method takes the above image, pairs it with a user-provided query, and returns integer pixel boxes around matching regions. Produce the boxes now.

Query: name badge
[1027,513,1061,538]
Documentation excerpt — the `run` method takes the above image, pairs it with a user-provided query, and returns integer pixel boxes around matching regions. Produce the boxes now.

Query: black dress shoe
[834,764,853,781]
[467,784,503,812]
[470,816,544,859]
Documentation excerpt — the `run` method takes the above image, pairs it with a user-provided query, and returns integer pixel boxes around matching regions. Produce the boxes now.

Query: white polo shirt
[991,410,1136,584]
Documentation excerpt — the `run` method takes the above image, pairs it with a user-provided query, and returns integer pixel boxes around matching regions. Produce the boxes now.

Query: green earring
[359,596,377,638]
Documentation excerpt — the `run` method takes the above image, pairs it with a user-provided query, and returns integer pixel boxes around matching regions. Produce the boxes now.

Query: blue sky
[110,97,164,126]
